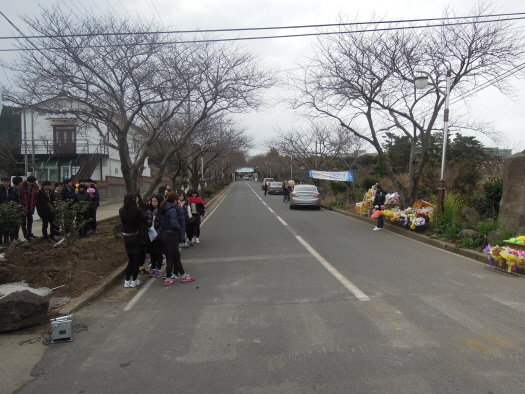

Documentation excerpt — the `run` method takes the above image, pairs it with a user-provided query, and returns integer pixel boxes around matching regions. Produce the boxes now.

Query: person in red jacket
[186,189,206,244]
[20,175,39,241]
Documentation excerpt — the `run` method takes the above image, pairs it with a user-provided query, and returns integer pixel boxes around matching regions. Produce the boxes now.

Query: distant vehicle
[261,178,275,190]
[289,185,321,209]
[244,176,250,180]
[267,182,283,195]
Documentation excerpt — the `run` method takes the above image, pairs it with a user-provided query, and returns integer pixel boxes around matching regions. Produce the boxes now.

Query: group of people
[119,187,206,288]
[0,175,100,247]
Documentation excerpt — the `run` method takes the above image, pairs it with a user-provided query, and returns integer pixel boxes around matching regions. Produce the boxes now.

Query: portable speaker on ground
[50,315,74,343]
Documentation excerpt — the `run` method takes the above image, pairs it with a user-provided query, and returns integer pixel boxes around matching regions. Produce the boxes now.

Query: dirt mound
[0,217,126,300]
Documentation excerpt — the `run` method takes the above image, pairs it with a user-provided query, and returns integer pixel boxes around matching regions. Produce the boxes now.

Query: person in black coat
[119,193,149,288]
[158,192,194,285]
[372,184,388,230]
[61,178,75,201]
[36,181,60,241]
[86,180,100,233]
[147,194,165,278]
[0,176,11,205]
[0,177,13,246]
[282,182,290,203]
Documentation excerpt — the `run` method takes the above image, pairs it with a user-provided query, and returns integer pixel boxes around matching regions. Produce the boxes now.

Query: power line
[2,16,525,52]
[449,61,525,105]
[1,12,524,40]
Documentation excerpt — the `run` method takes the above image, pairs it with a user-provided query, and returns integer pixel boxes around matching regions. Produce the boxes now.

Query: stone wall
[499,152,525,227]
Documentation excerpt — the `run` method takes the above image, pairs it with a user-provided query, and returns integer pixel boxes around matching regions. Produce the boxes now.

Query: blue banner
[309,170,354,182]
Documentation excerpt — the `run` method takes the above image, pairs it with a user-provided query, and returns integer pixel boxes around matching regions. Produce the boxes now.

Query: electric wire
[18,323,88,346]
[449,62,525,105]
[1,11,524,40]
[1,16,525,52]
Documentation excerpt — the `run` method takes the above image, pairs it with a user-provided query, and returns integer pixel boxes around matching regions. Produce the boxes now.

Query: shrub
[329,181,348,195]
[51,200,90,245]
[474,219,499,236]
[0,201,23,241]
[327,201,341,211]
[491,226,516,247]
[466,176,503,219]
[361,176,377,190]
[457,234,483,249]
[432,193,465,240]
[203,189,213,198]
[482,176,503,218]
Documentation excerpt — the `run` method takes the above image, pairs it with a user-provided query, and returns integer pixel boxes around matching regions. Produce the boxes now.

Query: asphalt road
[17,180,525,394]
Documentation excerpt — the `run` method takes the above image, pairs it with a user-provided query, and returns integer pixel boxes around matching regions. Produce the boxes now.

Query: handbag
[186,205,196,223]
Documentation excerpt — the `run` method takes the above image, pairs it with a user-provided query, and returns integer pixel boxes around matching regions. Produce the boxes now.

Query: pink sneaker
[164,278,175,286]
[149,269,157,277]
[180,274,195,283]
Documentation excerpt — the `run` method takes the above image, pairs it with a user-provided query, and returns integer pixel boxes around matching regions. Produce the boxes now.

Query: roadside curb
[328,206,488,265]
[59,261,128,314]
[59,183,235,314]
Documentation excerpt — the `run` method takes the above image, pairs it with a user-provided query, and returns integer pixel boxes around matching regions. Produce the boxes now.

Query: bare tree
[5,5,274,193]
[181,116,252,190]
[145,112,253,194]
[290,4,525,207]
[266,121,362,182]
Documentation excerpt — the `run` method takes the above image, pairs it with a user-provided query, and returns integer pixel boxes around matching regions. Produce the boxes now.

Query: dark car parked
[268,182,283,195]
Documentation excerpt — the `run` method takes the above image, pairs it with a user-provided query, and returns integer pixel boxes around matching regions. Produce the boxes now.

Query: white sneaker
[124,280,131,288]
[130,279,141,288]
[195,238,200,244]
[373,227,380,231]
[192,237,196,243]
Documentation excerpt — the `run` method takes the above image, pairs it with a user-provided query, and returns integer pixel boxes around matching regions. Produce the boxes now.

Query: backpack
[190,202,198,214]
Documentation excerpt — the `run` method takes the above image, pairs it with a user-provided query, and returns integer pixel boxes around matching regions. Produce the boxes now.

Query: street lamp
[414,68,451,214]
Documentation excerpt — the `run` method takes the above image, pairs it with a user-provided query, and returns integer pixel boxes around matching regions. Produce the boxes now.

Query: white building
[19,97,150,181]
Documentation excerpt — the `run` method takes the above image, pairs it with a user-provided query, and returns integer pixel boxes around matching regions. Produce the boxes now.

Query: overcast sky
[1,0,524,155]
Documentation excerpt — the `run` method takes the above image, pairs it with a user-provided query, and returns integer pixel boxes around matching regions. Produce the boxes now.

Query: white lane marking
[276,216,288,226]
[249,181,368,301]
[123,277,156,311]
[295,235,370,301]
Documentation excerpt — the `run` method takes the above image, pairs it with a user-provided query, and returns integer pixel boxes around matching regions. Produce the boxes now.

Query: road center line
[249,182,368,300]
[276,216,288,226]
[295,235,370,301]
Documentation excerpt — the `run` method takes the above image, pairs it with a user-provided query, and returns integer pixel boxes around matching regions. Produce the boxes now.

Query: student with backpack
[157,192,195,286]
